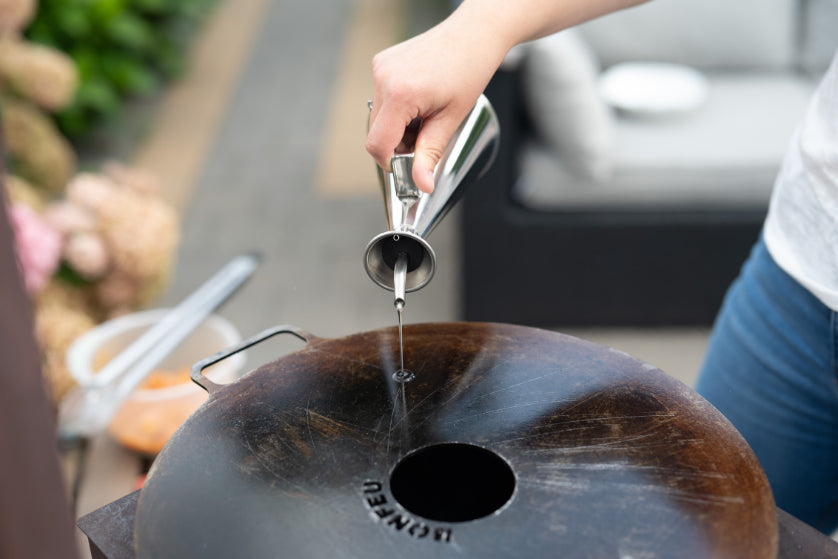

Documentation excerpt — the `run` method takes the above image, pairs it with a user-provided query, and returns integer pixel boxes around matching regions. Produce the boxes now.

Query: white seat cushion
[514,73,815,209]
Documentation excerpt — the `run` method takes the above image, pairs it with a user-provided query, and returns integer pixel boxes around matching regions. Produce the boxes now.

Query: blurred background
[7,0,837,554]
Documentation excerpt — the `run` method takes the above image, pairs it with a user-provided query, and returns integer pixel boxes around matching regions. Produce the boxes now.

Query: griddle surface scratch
[240,435,311,496]
[305,346,386,372]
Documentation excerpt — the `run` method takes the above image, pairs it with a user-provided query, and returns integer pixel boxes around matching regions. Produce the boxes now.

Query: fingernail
[422,168,435,193]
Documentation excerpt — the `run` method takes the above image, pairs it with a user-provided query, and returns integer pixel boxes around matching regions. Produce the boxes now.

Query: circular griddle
[135,322,777,558]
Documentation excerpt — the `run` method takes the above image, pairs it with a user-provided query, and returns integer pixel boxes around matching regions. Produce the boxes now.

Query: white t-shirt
[763,51,838,310]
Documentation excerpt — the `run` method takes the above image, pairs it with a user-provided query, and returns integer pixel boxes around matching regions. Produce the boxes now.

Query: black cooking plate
[134,322,777,558]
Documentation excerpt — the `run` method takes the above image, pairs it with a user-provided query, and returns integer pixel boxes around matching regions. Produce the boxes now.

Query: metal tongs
[57,253,259,442]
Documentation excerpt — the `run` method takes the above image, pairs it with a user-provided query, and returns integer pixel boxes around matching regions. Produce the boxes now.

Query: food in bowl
[66,309,244,455]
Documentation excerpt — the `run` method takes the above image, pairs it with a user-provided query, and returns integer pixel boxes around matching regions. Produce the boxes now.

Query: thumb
[411,115,463,194]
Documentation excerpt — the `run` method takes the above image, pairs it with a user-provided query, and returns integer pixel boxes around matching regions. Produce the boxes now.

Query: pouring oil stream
[388,253,412,453]
[364,95,499,449]
[393,253,408,376]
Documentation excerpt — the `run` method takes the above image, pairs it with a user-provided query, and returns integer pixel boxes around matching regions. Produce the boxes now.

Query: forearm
[447,0,649,57]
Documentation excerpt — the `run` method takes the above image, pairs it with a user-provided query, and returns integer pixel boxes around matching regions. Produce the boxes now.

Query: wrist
[438,2,517,70]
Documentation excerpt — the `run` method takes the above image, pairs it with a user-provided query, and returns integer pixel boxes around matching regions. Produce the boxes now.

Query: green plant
[26,0,217,138]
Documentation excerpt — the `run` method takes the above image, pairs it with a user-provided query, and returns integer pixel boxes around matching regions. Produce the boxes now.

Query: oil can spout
[393,253,408,309]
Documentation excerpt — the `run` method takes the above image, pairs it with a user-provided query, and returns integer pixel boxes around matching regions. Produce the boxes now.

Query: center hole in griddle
[389,443,515,523]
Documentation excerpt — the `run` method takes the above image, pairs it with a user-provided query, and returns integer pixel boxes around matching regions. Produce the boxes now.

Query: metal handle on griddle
[190,324,312,393]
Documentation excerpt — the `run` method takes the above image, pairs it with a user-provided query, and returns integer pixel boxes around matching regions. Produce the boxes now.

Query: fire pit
[82,322,781,558]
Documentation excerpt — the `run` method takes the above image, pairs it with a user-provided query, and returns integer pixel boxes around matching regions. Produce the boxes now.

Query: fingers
[367,103,467,194]
[396,118,422,154]
[411,111,466,193]
[366,101,413,172]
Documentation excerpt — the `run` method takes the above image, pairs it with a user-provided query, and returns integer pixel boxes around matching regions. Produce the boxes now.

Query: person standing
[365,0,838,534]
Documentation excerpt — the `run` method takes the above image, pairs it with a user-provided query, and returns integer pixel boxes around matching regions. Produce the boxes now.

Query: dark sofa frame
[460,68,765,327]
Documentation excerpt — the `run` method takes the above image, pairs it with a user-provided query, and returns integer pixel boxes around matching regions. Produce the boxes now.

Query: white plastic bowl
[66,309,245,454]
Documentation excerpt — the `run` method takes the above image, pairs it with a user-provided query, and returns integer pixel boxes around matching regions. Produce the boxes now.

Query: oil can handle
[190,324,312,393]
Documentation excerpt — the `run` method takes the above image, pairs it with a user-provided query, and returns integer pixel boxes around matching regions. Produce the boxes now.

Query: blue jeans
[695,236,838,534]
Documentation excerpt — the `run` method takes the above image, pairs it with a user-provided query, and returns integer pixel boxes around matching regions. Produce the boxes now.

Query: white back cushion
[521,30,616,181]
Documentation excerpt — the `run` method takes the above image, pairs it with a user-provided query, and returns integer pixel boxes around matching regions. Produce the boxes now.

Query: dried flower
[98,190,178,280]
[34,278,94,316]
[64,231,109,280]
[23,165,180,405]
[3,173,45,210]
[65,172,119,213]
[34,302,96,404]
[1,97,76,193]
[6,201,62,293]
[43,200,97,235]
[0,37,78,110]
[94,269,140,311]
[62,169,179,311]
[71,173,178,280]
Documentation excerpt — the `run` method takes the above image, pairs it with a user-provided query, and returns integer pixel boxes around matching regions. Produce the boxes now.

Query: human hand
[365,18,508,193]
[365,0,645,192]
